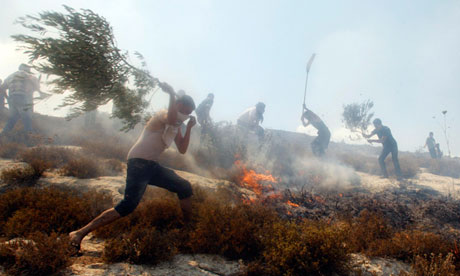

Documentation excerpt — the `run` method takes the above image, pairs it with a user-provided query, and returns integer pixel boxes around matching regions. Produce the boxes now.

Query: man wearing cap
[0,64,40,135]
[364,118,402,179]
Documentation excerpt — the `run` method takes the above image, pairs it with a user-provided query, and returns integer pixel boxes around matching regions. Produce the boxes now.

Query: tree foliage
[12,5,156,130]
[342,100,374,134]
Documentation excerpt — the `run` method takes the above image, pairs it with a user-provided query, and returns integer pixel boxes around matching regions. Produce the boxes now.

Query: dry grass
[428,158,460,178]
[59,157,103,179]
[0,142,25,159]
[412,253,456,276]
[0,160,50,187]
[0,232,71,276]
[18,146,79,169]
[0,186,112,238]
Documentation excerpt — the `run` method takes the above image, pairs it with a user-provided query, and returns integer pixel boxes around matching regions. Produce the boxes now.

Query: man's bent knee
[114,199,140,217]
[177,180,193,200]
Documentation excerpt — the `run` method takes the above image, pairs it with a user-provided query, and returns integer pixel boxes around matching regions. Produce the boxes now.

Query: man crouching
[69,82,196,252]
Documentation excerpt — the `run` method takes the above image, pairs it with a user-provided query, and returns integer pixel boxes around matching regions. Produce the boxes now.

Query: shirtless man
[69,82,196,252]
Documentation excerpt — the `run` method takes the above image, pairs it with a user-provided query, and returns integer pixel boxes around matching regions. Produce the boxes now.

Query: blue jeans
[2,94,32,134]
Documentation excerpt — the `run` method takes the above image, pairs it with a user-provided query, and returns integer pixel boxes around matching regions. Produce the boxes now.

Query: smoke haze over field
[1,0,459,155]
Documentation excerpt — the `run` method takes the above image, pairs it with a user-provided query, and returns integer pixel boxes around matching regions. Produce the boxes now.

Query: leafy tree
[12,5,157,130]
[342,100,374,136]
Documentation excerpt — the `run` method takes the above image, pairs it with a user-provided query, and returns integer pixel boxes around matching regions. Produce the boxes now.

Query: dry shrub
[428,158,460,178]
[94,196,182,240]
[0,186,112,238]
[188,200,279,260]
[0,161,49,187]
[97,196,183,265]
[346,210,394,253]
[259,220,350,276]
[102,225,178,265]
[398,156,420,178]
[76,134,130,161]
[369,230,453,262]
[18,146,79,169]
[102,158,125,175]
[59,157,103,179]
[338,152,420,178]
[0,232,71,276]
[412,253,456,276]
[0,142,25,159]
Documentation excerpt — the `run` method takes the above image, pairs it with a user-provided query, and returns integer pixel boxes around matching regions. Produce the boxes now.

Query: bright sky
[1,0,459,155]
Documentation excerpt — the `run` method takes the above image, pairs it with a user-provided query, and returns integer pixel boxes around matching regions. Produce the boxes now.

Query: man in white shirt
[0,64,40,134]
[237,102,265,139]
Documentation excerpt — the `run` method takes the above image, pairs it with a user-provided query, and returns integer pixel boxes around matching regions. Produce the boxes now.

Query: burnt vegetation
[1,113,460,275]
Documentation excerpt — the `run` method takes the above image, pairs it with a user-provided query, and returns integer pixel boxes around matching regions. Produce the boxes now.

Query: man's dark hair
[208,93,214,98]
[429,131,434,136]
[256,102,265,109]
[177,95,196,110]
[373,118,382,125]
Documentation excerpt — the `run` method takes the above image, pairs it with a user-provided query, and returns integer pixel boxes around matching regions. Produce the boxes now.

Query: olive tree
[12,5,157,130]
[342,100,374,137]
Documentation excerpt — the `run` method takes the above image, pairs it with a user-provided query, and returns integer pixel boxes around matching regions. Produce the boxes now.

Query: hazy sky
[1,0,459,155]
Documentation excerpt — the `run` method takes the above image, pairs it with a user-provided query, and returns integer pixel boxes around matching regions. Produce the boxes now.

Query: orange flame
[235,160,278,196]
[286,200,300,208]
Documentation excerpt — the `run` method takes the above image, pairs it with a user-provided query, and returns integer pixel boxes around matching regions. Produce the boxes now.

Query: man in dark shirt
[364,118,402,179]
[301,104,331,157]
[196,93,214,128]
[424,132,437,159]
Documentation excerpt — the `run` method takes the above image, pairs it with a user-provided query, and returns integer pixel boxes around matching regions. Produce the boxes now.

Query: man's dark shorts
[114,158,193,217]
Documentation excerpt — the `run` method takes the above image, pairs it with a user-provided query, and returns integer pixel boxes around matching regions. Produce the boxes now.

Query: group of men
[0,64,439,254]
[68,85,409,254]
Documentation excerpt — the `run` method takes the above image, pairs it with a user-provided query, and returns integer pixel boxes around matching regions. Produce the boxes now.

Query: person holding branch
[364,118,402,180]
[69,82,197,254]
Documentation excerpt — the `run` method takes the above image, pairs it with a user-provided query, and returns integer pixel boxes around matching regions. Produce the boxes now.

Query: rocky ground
[1,156,459,275]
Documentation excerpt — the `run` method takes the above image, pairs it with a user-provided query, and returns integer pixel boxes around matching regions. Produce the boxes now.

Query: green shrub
[260,220,350,276]
[0,232,71,276]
